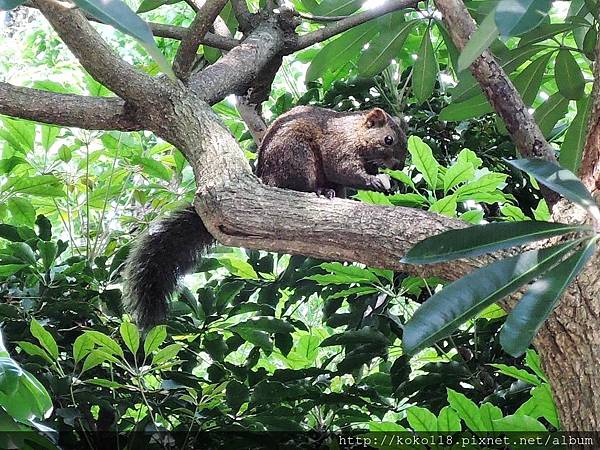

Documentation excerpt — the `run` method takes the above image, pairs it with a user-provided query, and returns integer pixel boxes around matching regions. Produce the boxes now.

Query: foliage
[0,0,596,444]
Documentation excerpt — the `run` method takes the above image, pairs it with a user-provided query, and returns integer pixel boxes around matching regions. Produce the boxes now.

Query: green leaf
[0,264,27,276]
[493,414,547,432]
[0,0,26,10]
[554,49,586,100]
[320,262,380,283]
[306,22,378,82]
[403,221,588,264]
[152,343,182,366]
[37,241,58,271]
[489,363,541,385]
[437,406,461,432]
[3,175,64,197]
[407,406,438,432]
[230,317,295,334]
[439,94,493,121]
[583,26,597,60]
[479,402,503,430]
[119,322,140,355]
[408,136,439,190]
[314,0,362,16]
[73,334,94,364]
[136,0,176,13]
[533,92,569,137]
[144,325,167,355]
[30,319,58,361]
[515,383,558,427]
[9,242,36,265]
[402,240,579,355]
[0,118,34,153]
[358,20,418,77]
[500,239,596,356]
[320,328,390,347]
[226,380,249,414]
[560,96,591,172]
[511,52,551,105]
[16,341,52,363]
[41,125,59,151]
[428,194,457,217]
[525,349,548,381]
[413,31,438,103]
[72,0,174,77]
[454,173,508,200]
[219,256,259,279]
[81,350,109,373]
[443,161,475,192]
[7,198,36,227]
[447,388,485,432]
[505,158,599,216]
[135,156,172,181]
[519,23,580,46]
[458,11,499,71]
[85,331,124,358]
[495,0,553,37]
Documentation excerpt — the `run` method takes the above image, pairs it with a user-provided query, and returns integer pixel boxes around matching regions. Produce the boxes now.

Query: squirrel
[123,106,408,328]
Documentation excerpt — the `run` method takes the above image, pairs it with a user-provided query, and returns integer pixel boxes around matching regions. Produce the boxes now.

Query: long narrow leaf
[506,158,600,220]
[402,240,580,355]
[500,238,597,356]
[403,221,590,264]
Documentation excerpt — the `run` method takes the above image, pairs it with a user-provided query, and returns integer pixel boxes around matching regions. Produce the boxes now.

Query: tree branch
[0,82,141,131]
[34,0,161,103]
[579,28,600,192]
[433,0,559,205]
[173,0,230,80]
[294,0,418,50]
[230,0,255,32]
[189,17,287,104]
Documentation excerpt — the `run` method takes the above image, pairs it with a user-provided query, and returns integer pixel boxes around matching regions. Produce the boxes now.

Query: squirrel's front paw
[316,187,336,199]
[368,174,391,192]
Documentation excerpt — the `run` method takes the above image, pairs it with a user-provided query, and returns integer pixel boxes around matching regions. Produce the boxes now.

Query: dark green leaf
[495,0,553,37]
[505,158,599,215]
[439,94,493,121]
[458,11,499,71]
[533,92,569,137]
[320,327,390,347]
[358,20,417,77]
[403,221,588,264]
[500,239,596,356]
[226,380,249,414]
[413,31,438,103]
[403,240,579,355]
[512,52,551,105]
[0,0,26,10]
[560,96,592,172]
[37,241,58,271]
[555,49,586,99]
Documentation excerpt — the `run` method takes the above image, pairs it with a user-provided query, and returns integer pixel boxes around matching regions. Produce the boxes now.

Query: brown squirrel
[257,106,407,197]
[123,106,408,327]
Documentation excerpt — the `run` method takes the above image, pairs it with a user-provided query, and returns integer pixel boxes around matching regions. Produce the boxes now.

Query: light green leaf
[119,322,140,355]
[0,264,27,276]
[489,363,541,385]
[500,239,596,356]
[428,194,457,217]
[85,331,124,358]
[16,341,52,363]
[152,343,182,366]
[144,325,167,355]
[437,406,461,432]
[443,161,475,192]
[30,319,58,361]
[37,241,58,271]
[73,334,94,364]
[447,388,485,432]
[408,136,439,190]
[407,406,438,432]
[219,256,259,279]
[7,198,35,226]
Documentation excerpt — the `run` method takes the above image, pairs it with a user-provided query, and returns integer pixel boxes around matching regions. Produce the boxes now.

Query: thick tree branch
[173,0,230,79]
[34,0,161,103]
[190,17,287,104]
[579,28,600,192]
[434,0,559,205]
[0,82,141,131]
[294,0,418,50]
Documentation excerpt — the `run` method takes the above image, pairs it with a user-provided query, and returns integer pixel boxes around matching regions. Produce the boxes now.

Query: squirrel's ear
[365,108,388,128]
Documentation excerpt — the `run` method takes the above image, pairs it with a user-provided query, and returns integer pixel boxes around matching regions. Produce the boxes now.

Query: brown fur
[256,106,408,197]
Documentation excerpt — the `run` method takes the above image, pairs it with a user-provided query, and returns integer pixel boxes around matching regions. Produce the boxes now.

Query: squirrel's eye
[384,135,394,145]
